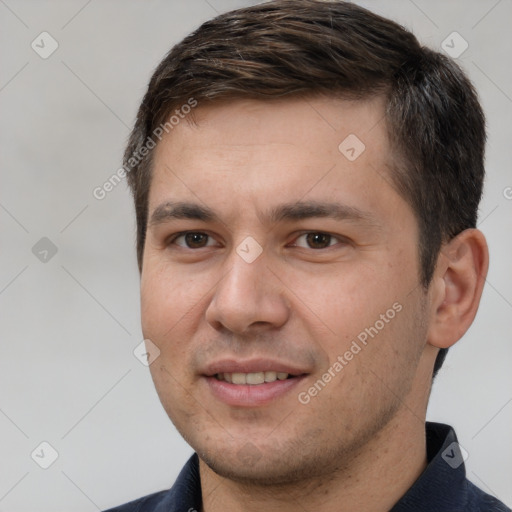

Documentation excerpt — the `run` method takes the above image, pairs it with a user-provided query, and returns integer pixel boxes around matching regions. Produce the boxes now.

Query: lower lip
[204,376,306,407]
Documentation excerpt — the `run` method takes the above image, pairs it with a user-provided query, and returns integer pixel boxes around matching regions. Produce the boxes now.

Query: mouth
[202,360,309,406]
[214,371,297,385]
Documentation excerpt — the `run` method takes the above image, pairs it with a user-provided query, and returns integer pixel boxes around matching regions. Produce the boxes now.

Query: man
[104,1,510,511]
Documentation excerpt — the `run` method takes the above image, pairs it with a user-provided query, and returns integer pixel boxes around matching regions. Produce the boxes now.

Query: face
[141,96,431,484]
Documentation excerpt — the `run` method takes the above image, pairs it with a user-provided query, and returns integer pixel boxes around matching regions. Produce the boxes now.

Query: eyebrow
[149,202,217,226]
[148,200,379,227]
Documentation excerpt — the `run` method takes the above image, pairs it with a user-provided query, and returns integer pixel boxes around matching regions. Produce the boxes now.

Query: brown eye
[289,231,349,251]
[172,232,213,249]
[185,233,208,248]
[305,233,333,249]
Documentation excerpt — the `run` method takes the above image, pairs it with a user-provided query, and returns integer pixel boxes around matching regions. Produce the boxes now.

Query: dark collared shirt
[103,422,510,511]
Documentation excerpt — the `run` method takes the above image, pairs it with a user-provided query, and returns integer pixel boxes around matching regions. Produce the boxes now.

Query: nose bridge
[205,242,289,333]
[224,245,267,301]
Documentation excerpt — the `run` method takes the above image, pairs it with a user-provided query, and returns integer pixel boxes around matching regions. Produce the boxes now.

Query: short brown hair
[124,0,486,375]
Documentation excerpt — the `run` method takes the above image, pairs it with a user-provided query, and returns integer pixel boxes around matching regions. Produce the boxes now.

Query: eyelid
[289,231,349,249]
[168,230,220,248]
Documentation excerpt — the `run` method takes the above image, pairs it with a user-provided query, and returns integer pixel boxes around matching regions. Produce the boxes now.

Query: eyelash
[167,231,348,250]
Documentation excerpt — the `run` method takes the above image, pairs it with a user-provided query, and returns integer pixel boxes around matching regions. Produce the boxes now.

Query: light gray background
[0,0,511,510]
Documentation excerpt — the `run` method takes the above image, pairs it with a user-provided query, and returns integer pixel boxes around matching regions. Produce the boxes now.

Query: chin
[196,431,339,487]
[202,449,311,486]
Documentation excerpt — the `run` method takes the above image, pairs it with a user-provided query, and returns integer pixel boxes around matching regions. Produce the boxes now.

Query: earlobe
[427,229,489,349]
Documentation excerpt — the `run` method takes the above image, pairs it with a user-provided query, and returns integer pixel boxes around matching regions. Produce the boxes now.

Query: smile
[215,371,292,384]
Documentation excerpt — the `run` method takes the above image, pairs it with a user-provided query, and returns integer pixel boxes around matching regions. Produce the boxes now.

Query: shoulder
[102,454,201,512]
[465,479,511,512]
[102,489,170,512]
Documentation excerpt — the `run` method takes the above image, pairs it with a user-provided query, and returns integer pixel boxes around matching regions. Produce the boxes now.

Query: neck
[199,408,428,512]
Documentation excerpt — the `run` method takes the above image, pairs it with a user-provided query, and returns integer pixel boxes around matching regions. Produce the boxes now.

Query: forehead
[157,95,389,157]
[149,96,401,220]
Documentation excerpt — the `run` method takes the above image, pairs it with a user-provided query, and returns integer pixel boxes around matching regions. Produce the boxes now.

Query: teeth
[232,373,247,385]
[216,371,290,384]
[264,371,277,382]
[246,372,265,385]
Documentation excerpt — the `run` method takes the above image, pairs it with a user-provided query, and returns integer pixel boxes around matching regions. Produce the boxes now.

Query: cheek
[140,264,218,386]
[148,361,199,435]
[278,262,386,338]
[287,262,415,372]
[141,263,203,338]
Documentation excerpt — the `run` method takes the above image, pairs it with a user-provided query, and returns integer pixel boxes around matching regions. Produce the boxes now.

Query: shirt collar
[390,422,469,511]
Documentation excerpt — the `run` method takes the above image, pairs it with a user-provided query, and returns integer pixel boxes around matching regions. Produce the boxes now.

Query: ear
[427,229,489,349]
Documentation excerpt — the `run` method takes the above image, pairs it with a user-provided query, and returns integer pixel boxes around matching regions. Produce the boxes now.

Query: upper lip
[203,358,310,376]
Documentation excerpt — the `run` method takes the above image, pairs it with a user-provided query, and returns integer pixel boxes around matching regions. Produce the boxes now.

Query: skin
[140,96,488,512]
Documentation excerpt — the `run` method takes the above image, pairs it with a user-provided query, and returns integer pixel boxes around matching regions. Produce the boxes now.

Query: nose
[205,247,290,335]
